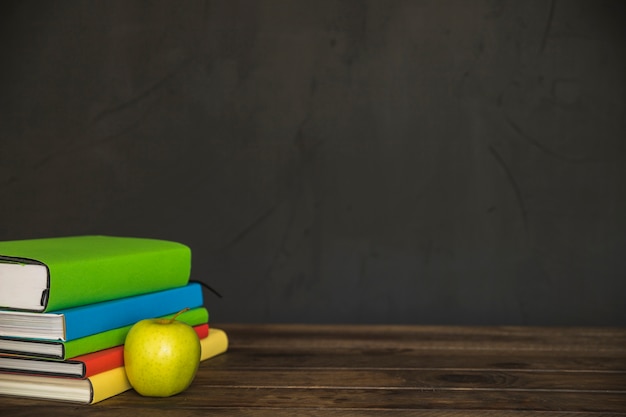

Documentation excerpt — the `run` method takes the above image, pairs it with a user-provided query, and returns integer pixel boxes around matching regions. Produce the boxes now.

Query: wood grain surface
[2,324,625,416]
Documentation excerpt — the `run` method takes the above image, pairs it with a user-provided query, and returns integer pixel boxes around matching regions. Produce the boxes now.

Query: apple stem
[169,307,190,323]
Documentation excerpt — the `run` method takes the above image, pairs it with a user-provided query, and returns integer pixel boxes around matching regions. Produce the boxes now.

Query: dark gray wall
[1,1,624,325]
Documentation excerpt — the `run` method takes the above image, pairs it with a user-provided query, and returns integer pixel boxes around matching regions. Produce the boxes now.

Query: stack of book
[0,235,228,404]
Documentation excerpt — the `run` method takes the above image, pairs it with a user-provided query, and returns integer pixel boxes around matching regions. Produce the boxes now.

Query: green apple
[124,308,201,397]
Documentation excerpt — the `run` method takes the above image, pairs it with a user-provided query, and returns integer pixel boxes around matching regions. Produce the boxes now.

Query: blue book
[0,282,203,341]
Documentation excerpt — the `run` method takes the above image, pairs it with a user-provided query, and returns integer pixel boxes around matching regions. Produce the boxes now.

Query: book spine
[63,307,209,359]
[89,366,132,404]
[81,346,125,378]
[62,283,203,340]
[46,239,191,311]
[80,324,208,378]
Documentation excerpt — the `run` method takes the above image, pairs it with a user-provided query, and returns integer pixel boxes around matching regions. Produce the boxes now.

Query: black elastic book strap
[190,280,223,299]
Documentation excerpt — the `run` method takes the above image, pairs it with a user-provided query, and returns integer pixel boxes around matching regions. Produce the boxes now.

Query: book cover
[199,328,228,361]
[0,282,204,341]
[0,235,191,312]
[0,328,228,404]
[0,366,131,404]
[0,324,210,378]
[0,307,209,360]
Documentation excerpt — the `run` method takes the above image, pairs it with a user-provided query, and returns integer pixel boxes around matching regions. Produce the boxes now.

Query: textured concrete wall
[1,1,624,325]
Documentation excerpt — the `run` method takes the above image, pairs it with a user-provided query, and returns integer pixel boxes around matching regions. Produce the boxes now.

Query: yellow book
[0,328,229,404]
[90,366,131,403]
[201,328,228,361]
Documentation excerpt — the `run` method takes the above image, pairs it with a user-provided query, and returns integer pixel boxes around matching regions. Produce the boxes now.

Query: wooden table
[2,324,626,416]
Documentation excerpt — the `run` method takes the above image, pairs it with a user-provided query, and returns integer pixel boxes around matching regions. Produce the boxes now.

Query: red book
[0,323,209,378]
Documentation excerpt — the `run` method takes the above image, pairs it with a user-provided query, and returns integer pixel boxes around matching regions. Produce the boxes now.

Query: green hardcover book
[0,235,191,312]
[0,307,209,360]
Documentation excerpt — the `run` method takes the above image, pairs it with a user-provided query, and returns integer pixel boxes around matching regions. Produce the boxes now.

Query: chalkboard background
[1,1,624,325]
